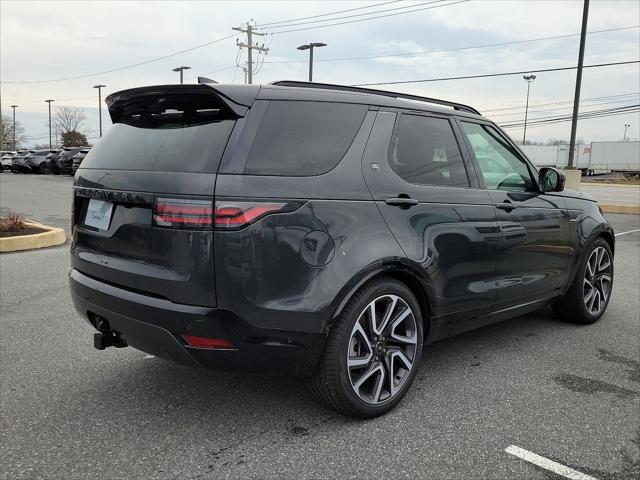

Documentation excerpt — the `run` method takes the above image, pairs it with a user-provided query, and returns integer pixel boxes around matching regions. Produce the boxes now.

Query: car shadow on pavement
[69,306,566,426]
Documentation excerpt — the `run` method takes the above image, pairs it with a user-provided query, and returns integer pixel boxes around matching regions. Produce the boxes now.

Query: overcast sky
[1,0,639,147]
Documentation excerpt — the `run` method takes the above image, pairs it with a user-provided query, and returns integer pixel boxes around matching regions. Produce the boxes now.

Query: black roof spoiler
[270,80,480,115]
[105,84,260,121]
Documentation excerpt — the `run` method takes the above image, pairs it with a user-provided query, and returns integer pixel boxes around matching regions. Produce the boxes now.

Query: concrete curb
[600,204,640,215]
[582,183,640,188]
[0,221,66,253]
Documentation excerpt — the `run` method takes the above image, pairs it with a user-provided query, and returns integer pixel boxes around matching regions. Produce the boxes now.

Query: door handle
[496,202,518,212]
[385,197,419,207]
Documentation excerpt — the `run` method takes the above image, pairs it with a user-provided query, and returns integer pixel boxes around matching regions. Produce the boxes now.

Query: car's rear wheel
[310,277,423,418]
[553,237,613,324]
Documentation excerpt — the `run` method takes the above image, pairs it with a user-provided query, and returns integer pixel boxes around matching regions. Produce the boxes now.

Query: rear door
[71,85,244,307]
[457,120,571,303]
[362,110,498,320]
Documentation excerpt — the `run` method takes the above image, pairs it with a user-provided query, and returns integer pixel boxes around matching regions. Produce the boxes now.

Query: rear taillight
[214,200,289,230]
[181,335,235,350]
[153,196,213,229]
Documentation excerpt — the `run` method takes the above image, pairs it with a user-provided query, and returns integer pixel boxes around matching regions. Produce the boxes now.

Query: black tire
[38,163,51,174]
[310,277,424,418]
[552,237,613,324]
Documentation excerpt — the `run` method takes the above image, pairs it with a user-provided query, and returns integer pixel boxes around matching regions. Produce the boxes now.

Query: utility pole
[233,22,269,84]
[568,0,590,168]
[172,66,191,84]
[623,123,630,141]
[10,105,18,150]
[93,85,106,138]
[45,99,55,149]
[297,42,327,82]
[522,74,536,145]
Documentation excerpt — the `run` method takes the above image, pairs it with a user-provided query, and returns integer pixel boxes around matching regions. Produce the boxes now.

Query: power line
[501,108,640,130]
[1,33,236,84]
[184,65,236,81]
[257,0,402,27]
[353,60,640,86]
[266,0,469,35]
[262,0,444,30]
[481,91,639,112]
[487,97,640,118]
[499,104,640,128]
[263,25,639,64]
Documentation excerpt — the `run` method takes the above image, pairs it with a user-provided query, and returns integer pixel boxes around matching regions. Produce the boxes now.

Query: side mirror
[539,167,565,193]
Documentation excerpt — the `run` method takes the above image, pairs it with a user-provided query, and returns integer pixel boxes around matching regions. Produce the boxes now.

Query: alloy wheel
[583,246,612,316]
[347,294,418,405]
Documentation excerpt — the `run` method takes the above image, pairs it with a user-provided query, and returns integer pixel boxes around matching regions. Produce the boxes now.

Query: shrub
[0,211,27,232]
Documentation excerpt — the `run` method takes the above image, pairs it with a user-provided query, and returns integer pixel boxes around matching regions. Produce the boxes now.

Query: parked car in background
[11,150,34,173]
[59,146,88,175]
[71,148,90,174]
[25,149,57,174]
[70,82,615,419]
[0,151,17,172]
[46,149,62,174]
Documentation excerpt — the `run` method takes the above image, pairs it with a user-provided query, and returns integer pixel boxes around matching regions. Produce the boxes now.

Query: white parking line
[144,354,155,359]
[615,229,640,237]
[505,445,598,480]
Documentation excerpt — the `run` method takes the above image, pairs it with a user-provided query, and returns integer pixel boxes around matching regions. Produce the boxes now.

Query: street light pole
[10,105,18,150]
[623,123,630,141]
[93,85,106,138]
[172,66,191,84]
[522,74,536,145]
[297,42,327,81]
[45,99,55,148]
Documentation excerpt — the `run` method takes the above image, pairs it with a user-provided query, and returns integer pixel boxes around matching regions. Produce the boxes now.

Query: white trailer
[587,141,640,175]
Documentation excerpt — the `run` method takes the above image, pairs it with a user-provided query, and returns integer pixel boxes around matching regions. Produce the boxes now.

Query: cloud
[1,0,638,144]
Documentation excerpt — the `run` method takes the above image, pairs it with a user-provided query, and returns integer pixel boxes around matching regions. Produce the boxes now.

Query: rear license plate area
[84,199,114,231]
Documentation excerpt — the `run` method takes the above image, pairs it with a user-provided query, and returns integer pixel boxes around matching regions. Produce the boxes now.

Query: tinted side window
[389,114,469,187]
[243,101,367,176]
[460,122,535,192]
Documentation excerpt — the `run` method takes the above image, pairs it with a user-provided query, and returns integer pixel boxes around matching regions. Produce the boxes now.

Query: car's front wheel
[310,277,424,418]
[553,237,613,323]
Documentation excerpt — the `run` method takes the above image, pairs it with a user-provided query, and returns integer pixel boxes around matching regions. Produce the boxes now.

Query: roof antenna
[198,76,219,84]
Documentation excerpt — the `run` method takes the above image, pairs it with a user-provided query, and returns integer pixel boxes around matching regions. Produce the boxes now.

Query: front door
[457,121,571,305]
[362,110,498,321]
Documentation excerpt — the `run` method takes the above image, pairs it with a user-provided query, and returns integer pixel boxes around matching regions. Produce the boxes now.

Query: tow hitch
[91,314,128,350]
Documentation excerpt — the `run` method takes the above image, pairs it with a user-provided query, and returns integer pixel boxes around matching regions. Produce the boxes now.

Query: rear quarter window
[243,101,368,176]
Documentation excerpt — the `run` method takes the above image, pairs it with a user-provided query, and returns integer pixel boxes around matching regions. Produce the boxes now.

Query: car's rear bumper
[69,268,325,375]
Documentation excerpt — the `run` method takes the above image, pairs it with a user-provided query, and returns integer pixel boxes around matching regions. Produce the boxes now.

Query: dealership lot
[1,173,639,480]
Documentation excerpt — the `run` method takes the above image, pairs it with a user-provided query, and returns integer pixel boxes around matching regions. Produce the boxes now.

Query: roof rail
[269,80,480,115]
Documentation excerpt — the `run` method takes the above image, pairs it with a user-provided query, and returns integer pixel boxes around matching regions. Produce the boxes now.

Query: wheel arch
[329,259,434,340]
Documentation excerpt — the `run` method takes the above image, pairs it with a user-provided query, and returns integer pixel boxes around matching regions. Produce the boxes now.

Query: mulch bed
[0,227,48,238]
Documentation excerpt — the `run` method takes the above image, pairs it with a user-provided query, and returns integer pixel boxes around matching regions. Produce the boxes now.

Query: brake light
[153,197,213,229]
[214,201,287,229]
[181,335,235,350]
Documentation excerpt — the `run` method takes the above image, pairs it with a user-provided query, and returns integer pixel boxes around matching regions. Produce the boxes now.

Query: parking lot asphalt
[581,183,640,207]
[1,173,639,480]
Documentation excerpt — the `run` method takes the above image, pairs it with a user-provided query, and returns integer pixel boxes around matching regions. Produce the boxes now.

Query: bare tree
[55,106,87,134]
[1,115,26,150]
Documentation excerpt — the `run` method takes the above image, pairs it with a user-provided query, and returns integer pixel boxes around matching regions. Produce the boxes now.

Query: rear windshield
[243,101,367,176]
[80,121,235,173]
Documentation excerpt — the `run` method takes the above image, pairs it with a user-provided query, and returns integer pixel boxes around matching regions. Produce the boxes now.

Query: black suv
[71,148,90,174]
[59,146,88,175]
[70,82,614,418]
